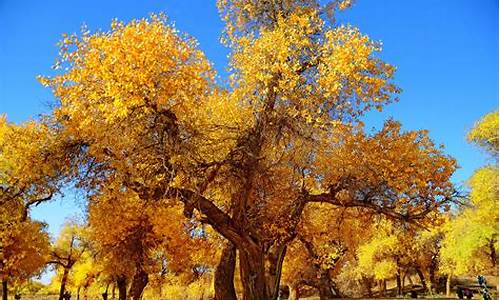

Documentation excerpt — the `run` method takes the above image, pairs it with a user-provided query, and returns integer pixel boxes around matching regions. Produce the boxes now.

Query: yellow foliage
[0,219,50,282]
[440,110,499,276]
[467,111,499,156]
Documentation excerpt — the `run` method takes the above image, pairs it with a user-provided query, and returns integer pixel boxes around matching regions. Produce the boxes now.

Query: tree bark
[428,256,438,294]
[117,277,127,300]
[265,244,287,300]
[288,284,299,300]
[128,266,148,300]
[396,272,402,296]
[318,285,336,300]
[214,242,237,300]
[402,271,406,292]
[239,245,268,300]
[361,277,372,298]
[2,279,7,300]
[77,286,81,300]
[317,272,341,300]
[59,267,70,300]
[415,268,428,292]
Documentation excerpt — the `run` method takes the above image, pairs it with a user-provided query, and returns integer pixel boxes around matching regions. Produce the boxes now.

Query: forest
[0,1,498,300]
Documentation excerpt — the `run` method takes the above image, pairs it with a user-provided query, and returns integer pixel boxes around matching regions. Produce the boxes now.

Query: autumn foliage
[0,1,497,300]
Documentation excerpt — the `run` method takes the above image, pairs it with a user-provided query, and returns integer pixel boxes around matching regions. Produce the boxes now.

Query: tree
[467,111,499,157]
[0,115,79,219]
[69,252,101,300]
[39,3,457,299]
[0,218,50,300]
[0,116,75,300]
[439,111,498,295]
[282,205,372,299]
[87,180,218,300]
[355,217,445,296]
[49,222,87,300]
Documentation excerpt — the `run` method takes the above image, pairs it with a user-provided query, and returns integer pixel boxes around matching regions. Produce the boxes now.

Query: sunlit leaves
[439,110,499,276]
[29,2,467,298]
[467,111,499,156]
[0,219,50,282]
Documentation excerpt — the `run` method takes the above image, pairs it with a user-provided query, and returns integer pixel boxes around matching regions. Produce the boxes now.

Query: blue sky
[0,0,498,240]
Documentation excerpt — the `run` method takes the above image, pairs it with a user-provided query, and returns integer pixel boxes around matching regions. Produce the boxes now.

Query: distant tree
[87,181,218,300]
[49,222,87,300]
[440,111,498,295]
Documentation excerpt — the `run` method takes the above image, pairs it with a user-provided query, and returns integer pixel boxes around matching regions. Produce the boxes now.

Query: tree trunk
[59,267,70,300]
[239,245,268,300]
[362,277,372,298]
[445,273,452,297]
[128,266,148,300]
[2,279,7,300]
[402,271,406,292]
[77,286,81,300]
[396,272,402,296]
[117,277,127,300]
[429,268,435,293]
[288,284,299,300]
[429,257,438,294]
[382,279,387,296]
[318,285,336,300]
[408,273,413,285]
[112,283,116,300]
[102,286,108,300]
[415,268,428,292]
[265,244,287,300]
[214,242,237,300]
[489,239,498,268]
[317,273,340,300]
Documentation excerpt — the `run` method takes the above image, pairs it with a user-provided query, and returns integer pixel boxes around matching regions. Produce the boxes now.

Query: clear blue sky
[0,0,498,240]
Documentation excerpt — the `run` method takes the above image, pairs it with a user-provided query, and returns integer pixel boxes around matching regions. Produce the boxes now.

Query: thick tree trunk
[2,279,7,300]
[445,273,452,297]
[428,257,438,294]
[361,277,372,298]
[317,273,340,300]
[59,267,70,300]
[318,285,336,300]
[288,284,299,300]
[239,245,268,300]
[128,266,148,300]
[117,277,127,300]
[429,268,435,293]
[415,268,428,292]
[214,242,237,300]
[265,244,287,300]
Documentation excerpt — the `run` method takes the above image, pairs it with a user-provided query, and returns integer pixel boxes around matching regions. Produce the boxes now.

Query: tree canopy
[1,1,495,300]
